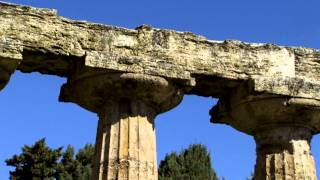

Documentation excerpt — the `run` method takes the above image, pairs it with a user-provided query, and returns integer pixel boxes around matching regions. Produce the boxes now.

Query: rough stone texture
[59,64,183,179]
[59,63,184,114]
[1,2,320,180]
[210,82,320,135]
[211,82,319,179]
[94,101,158,180]
[1,2,320,99]
[0,36,22,90]
[254,127,316,180]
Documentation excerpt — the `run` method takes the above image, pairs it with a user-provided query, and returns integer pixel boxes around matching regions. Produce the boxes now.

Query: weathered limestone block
[211,83,320,179]
[1,2,320,100]
[59,64,185,180]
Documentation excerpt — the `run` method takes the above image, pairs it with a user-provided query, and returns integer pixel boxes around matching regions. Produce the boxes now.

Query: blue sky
[0,0,320,179]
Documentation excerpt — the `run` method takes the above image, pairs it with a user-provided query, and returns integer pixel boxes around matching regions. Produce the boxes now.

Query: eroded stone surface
[59,64,184,179]
[211,82,319,179]
[211,82,320,135]
[1,2,320,99]
[94,101,158,180]
[1,2,320,180]
[254,127,316,180]
[59,63,184,113]
[0,36,22,90]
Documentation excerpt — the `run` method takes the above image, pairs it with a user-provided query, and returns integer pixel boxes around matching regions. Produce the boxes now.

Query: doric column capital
[0,66,11,90]
[0,37,22,90]
[210,82,320,135]
[59,67,184,114]
[0,61,20,90]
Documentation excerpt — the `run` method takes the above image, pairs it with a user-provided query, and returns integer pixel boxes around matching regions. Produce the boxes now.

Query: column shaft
[254,127,316,180]
[93,100,157,180]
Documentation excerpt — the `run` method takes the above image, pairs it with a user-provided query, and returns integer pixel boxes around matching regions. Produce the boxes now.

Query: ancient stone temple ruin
[1,2,320,180]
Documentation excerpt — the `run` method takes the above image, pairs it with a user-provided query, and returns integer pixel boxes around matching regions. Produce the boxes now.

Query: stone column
[254,126,316,179]
[211,83,320,180]
[94,100,158,180]
[60,69,184,180]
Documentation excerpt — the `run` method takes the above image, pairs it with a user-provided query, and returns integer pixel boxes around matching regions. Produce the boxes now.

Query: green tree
[6,138,62,180]
[6,139,95,180]
[74,144,94,179]
[8,140,220,180]
[56,145,77,180]
[56,144,94,180]
[158,144,219,180]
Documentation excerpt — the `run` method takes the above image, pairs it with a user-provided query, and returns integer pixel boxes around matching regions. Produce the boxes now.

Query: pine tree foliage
[74,144,94,179]
[158,144,219,180]
[56,144,94,180]
[5,138,62,180]
[6,139,94,180]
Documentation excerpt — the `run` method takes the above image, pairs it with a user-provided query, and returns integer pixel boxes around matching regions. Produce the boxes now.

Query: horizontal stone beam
[1,2,320,100]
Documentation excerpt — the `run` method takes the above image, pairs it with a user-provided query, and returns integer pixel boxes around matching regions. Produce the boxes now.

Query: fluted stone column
[94,100,158,180]
[211,83,320,180]
[60,67,184,180]
[254,126,316,179]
